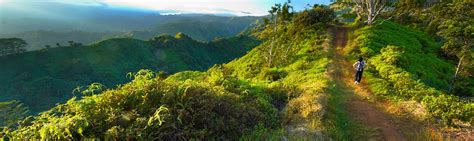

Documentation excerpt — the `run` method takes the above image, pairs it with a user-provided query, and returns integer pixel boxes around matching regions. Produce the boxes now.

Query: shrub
[259,68,288,81]
[6,70,282,140]
[347,21,473,126]
[5,6,334,139]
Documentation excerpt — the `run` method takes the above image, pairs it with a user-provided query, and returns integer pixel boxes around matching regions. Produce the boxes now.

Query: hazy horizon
[0,0,333,16]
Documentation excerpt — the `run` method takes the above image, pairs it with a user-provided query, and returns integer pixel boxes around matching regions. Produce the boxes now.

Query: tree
[389,0,445,26]
[0,38,27,56]
[258,3,335,67]
[267,3,293,24]
[337,0,393,25]
[430,1,474,92]
[294,4,335,27]
[260,2,295,67]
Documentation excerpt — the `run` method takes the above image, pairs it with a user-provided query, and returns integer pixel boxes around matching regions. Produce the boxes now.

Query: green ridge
[0,34,260,113]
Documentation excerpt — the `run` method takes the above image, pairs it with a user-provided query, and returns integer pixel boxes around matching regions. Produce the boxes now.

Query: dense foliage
[2,1,470,140]
[0,34,259,113]
[3,5,335,140]
[345,21,473,126]
[4,70,281,140]
[389,1,473,94]
[0,101,29,131]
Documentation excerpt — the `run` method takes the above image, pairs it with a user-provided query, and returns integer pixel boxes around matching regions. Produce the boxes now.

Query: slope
[0,33,260,113]
[4,6,335,140]
[7,5,469,141]
[344,21,473,127]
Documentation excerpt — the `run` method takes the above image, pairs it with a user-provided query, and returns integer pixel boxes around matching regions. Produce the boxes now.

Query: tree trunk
[267,38,276,67]
[367,0,375,24]
[449,54,465,93]
[454,54,465,79]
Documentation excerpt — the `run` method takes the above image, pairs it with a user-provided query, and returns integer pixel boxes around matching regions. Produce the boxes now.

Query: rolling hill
[121,17,260,41]
[2,5,335,140]
[0,33,260,113]
[1,1,472,140]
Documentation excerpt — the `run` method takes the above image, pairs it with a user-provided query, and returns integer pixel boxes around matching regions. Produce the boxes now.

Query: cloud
[100,0,333,16]
[1,0,332,16]
[241,11,252,15]
[102,0,268,16]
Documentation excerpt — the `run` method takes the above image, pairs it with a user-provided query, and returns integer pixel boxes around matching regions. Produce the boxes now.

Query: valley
[0,0,472,140]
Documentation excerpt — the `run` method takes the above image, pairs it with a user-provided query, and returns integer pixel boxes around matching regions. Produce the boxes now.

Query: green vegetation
[0,101,29,130]
[391,0,473,96]
[1,1,472,140]
[0,34,259,114]
[5,70,281,139]
[0,38,27,56]
[344,21,473,126]
[3,4,335,140]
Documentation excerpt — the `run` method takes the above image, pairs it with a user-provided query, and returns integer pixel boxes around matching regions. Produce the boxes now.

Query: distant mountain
[0,2,263,34]
[0,16,260,50]
[0,2,175,33]
[0,33,260,113]
[0,2,261,50]
[121,16,261,41]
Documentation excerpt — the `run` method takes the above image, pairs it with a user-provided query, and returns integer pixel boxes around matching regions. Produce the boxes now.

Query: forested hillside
[0,33,259,114]
[2,4,335,140]
[1,0,472,140]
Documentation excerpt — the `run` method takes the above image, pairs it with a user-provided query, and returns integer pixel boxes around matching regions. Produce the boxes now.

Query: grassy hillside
[3,3,471,140]
[3,5,334,140]
[0,33,260,113]
[345,21,473,125]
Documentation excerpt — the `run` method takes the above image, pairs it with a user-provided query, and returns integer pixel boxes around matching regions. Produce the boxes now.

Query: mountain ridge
[0,33,260,113]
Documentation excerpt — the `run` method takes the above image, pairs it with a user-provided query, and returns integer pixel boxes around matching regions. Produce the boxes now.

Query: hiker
[353,57,366,85]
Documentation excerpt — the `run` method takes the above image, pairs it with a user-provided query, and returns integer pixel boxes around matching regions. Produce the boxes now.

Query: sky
[0,0,333,16]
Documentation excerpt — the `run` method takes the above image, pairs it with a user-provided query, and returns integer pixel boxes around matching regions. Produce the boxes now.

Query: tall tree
[260,2,295,67]
[430,1,474,92]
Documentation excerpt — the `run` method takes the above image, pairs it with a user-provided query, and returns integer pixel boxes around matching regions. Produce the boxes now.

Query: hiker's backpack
[356,61,365,71]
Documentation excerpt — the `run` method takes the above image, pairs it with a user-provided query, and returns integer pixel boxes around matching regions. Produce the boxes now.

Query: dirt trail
[330,27,407,141]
